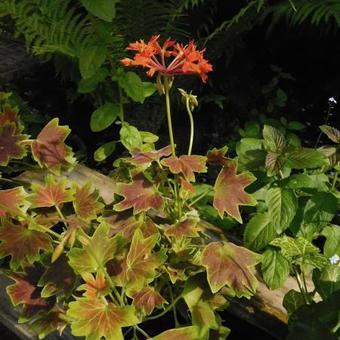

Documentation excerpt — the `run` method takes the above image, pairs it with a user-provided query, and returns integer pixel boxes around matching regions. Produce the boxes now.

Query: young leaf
[320,125,340,144]
[244,213,277,251]
[266,187,297,234]
[132,286,167,315]
[0,124,27,166]
[90,103,120,132]
[261,248,290,289]
[38,255,76,298]
[0,105,18,126]
[213,160,256,223]
[68,223,123,274]
[114,174,163,214]
[285,148,328,169]
[67,298,138,340]
[127,145,172,168]
[207,146,229,165]
[78,271,110,298]
[80,0,116,22]
[0,187,28,217]
[201,241,260,297]
[73,183,104,221]
[122,229,165,292]
[0,221,52,270]
[153,326,201,340]
[263,125,286,152]
[30,175,74,208]
[31,118,75,175]
[165,218,200,240]
[161,155,207,182]
[265,151,284,176]
[120,123,143,152]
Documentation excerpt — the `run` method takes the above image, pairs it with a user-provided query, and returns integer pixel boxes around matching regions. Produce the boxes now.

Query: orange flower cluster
[121,35,213,83]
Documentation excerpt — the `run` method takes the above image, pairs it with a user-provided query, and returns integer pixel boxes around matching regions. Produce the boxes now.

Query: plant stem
[185,97,195,155]
[118,86,124,122]
[332,171,338,190]
[163,76,176,156]
[168,284,180,327]
[135,325,151,339]
[293,267,309,305]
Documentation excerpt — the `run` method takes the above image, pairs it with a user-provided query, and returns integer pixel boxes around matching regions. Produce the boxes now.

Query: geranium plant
[0,37,261,339]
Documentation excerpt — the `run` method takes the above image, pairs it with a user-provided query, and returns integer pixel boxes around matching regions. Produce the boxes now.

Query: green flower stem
[118,86,124,122]
[332,171,338,190]
[293,267,309,305]
[135,325,151,339]
[185,97,194,155]
[163,76,176,156]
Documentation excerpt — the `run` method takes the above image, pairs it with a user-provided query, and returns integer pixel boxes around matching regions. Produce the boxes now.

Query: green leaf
[244,213,277,251]
[304,192,338,224]
[68,223,123,274]
[313,266,340,300]
[154,326,201,340]
[287,121,305,131]
[118,72,147,103]
[283,289,305,315]
[263,125,286,152]
[94,141,116,162]
[320,125,340,144]
[201,241,260,298]
[140,131,159,143]
[79,45,107,79]
[80,0,116,22]
[322,225,340,258]
[236,138,265,170]
[120,123,142,152]
[78,68,109,93]
[141,82,157,99]
[285,148,328,169]
[261,248,290,289]
[90,103,120,132]
[282,173,329,190]
[67,298,138,340]
[266,187,297,234]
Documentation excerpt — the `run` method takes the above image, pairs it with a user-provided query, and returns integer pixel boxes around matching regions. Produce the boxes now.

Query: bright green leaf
[285,148,328,169]
[120,123,142,152]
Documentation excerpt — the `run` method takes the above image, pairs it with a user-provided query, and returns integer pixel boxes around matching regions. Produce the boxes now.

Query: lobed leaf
[201,241,260,298]
[127,145,172,168]
[31,118,75,175]
[67,297,138,340]
[0,186,29,217]
[161,155,207,182]
[213,160,256,223]
[0,124,27,166]
[165,218,200,240]
[0,221,52,270]
[0,105,18,127]
[78,271,110,298]
[132,286,167,315]
[114,174,163,214]
[30,175,74,208]
[153,326,201,340]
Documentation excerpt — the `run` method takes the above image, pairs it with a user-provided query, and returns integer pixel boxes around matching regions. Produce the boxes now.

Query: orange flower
[121,35,212,83]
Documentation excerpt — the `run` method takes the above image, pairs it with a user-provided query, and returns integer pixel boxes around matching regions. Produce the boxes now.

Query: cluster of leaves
[0,92,262,339]
[234,116,340,338]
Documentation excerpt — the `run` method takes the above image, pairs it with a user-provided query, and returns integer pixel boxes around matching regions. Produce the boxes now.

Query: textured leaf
[68,223,123,274]
[81,0,116,21]
[236,137,265,170]
[244,213,277,251]
[0,221,52,270]
[0,187,28,217]
[73,183,104,221]
[271,236,328,270]
[0,124,27,166]
[322,225,340,258]
[161,155,207,182]
[120,229,165,292]
[261,248,290,289]
[31,118,75,175]
[283,289,305,316]
[263,125,286,152]
[320,125,340,144]
[119,123,142,152]
[207,146,229,165]
[90,103,120,132]
[265,151,284,175]
[165,218,200,240]
[67,297,138,340]
[114,174,163,214]
[0,105,18,126]
[128,145,172,168]
[38,255,76,298]
[30,175,74,208]
[201,241,260,297]
[6,266,55,318]
[213,160,256,223]
[285,148,328,169]
[132,286,167,315]
[266,187,297,233]
[153,326,201,340]
[78,271,110,298]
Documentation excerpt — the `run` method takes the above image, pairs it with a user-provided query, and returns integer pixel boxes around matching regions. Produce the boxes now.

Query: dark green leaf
[94,141,116,162]
[283,289,305,315]
[80,0,116,22]
[313,266,340,300]
[90,103,120,132]
[79,45,107,79]
[78,68,109,93]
